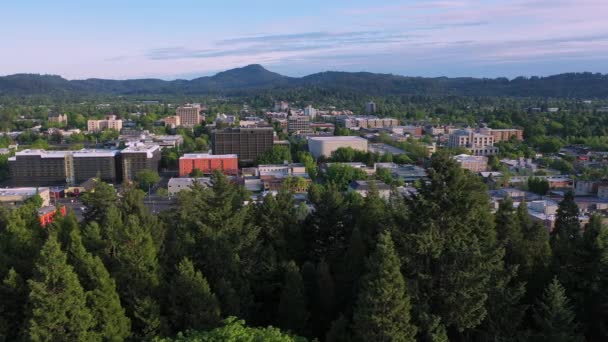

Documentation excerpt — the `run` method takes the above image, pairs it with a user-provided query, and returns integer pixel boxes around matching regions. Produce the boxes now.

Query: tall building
[163,115,181,128]
[179,154,238,176]
[308,136,369,158]
[8,149,120,186]
[87,115,123,132]
[304,105,317,119]
[176,105,203,127]
[366,101,377,114]
[448,130,498,156]
[212,128,274,162]
[120,144,161,182]
[288,115,312,134]
[274,101,289,112]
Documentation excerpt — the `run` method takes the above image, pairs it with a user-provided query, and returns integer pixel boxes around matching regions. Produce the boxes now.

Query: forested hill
[1,64,607,98]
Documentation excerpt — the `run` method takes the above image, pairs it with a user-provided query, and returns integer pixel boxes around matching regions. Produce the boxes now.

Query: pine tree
[325,314,351,342]
[314,259,336,336]
[495,197,524,266]
[26,235,94,341]
[169,258,221,333]
[532,277,583,342]
[0,268,27,340]
[551,191,582,267]
[278,261,309,335]
[67,227,131,341]
[353,231,417,342]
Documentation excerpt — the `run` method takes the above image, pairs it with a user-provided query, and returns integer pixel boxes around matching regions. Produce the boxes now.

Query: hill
[1,65,607,98]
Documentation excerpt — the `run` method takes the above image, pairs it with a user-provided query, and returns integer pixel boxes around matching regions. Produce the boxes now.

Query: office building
[179,153,238,176]
[288,115,312,134]
[120,144,161,182]
[87,115,123,132]
[366,101,377,114]
[338,116,399,129]
[304,105,317,119]
[8,149,120,186]
[454,154,488,172]
[308,136,368,158]
[163,115,181,128]
[274,101,289,112]
[176,105,203,127]
[0,187,50,207]
[212,128,274,162]
[448,130,498,156]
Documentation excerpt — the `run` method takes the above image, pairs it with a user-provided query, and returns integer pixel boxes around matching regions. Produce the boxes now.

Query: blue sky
[2,0,608,79]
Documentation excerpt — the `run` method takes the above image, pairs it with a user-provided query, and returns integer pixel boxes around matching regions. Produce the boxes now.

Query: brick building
[179,154,238,176]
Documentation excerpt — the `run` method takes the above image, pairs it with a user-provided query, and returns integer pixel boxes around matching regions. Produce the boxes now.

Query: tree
[168,258,221,333]
[135,169,161,192]
[528,177,550,196]
[0,268,27,340]
[66,227,131,341]
[323,163,368,190]
[353,231,417,342]
[189,168,204,177]
[255,145,292,165]
[551,192,582,289]
[26,235,94,341]
[532,277,583,342]
[81,181,117,224]
[495,197,524,267]
[278,261,309,335]
[155,317,308,342]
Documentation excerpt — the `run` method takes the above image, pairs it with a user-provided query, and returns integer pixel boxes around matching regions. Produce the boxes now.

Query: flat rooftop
[0,187,49,197]
[308,136,367,141]
[180,153,238,159]
[121,144,160,154]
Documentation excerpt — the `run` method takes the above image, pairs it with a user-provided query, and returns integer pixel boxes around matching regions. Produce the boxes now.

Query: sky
[2,0,608,80]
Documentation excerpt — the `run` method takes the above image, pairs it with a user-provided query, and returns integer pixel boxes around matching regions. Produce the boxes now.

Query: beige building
[163,115,181,128]
[448,130,498,156]
[0,187,50,206]
[87,115,123,132]
[454,154,488,172]
[176,105,203,127]
[308,136,368,158]
[479,128,524,142]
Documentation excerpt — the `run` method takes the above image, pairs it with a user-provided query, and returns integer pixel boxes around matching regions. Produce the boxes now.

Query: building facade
[48,113,68,125]
[176,105,203,127]
[87,115,123,132]
[0,187,51,206]
[479,128,524,142]
[212,128,274,162]
[454,154,488,172]
[179,154,238,176]
[120,145,161,182]
[448,130,498,156]
[308,136,369,158]
[288,115,312,134]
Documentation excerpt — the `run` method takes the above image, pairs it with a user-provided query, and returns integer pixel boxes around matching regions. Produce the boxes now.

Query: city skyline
[3,0,608,80]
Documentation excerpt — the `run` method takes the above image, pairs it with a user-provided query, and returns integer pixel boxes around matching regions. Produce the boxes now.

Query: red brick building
[38,205,67,227]
[179,153,238,177]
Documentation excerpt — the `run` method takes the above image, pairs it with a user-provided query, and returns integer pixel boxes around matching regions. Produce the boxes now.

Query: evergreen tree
[168,258,221,333]
[551,191,582,267]
[353,231,417,342]
[0,268,27,340]
[313,259,336,337]
[278,261,309,335]
[495,197,524,266]
[67,227,131,341]
[26,235,94,341]
[532,277,583,342]
[325,314,351,342]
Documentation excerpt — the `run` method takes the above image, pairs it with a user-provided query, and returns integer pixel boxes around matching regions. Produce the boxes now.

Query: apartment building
[212,128,274,162]
[479,128,524,142]
[288,115,312,133]
[448,130,498,156]
[454,154,488,172]
[120,144,161,182]
[179,154,238,176]
[338,116,399,129]
[163,115,181,128]
[176,105,203,127]
[8,149,120,186]
[87,115,123,132]
[48,113,68,125]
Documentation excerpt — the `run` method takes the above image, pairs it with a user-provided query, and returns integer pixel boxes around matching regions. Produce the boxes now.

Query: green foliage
[154,317,308,342]
[353,231,417,342]
[256,145,292,165]
[532,277,583,342]
[528,177,550,196]
[26,235,94,341]
[135,169,161,191]
[278,261,309,335]
[323,163,368,190]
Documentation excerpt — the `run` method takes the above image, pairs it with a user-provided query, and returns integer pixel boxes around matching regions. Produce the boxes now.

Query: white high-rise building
[304,105,317,119]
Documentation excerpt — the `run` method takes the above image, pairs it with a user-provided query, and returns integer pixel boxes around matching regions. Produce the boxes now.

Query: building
[0,187,50,206]
[176,105,203,127]
[38,205,67,227]
[212,128,274,162]
[8,149,120,186]
[168,177,212,196]
[366,101,377,114]
[304,105,317,119]
[390,125,423,137]
[479,128,524,142]
[288,115,312,134]
[308,136,368,158]
[87,115,123,132]
[349,180,391,199]
[48,113,68,125]
[120,144,161,182]
[163,115,181,128]
[338,116,399,129]
[448,130,498,156]
[454,154,488,172]
[274,101,289,112]
[179,154,238,176]
[258,163,310,192]
[375,163,427,183]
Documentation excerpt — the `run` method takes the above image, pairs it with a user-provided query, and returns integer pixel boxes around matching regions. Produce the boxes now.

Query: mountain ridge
[1,65,607,98]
